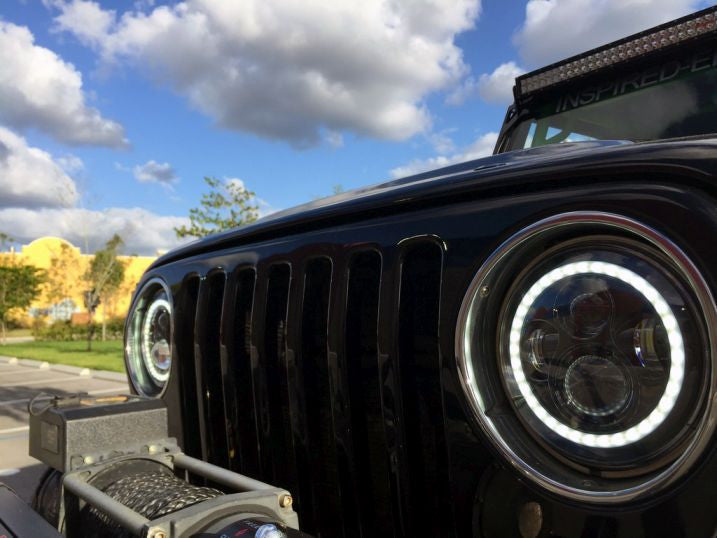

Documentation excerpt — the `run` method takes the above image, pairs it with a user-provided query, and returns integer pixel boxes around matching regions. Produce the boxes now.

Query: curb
[0,355,128,383]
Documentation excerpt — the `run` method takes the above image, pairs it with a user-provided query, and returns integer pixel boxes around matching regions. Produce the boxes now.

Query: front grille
[173,240,448,537]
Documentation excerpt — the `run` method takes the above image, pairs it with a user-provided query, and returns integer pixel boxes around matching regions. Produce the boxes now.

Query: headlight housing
[457,212,717,503]
[125,278,173,397]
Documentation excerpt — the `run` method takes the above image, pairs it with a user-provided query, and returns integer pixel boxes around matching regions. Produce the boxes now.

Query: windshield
[505,46,717,151]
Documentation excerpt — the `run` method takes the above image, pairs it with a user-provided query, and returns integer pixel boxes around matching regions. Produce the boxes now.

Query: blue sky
[0,0,712,254]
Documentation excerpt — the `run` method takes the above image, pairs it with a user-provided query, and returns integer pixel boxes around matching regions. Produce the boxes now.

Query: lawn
[0,340,125,372]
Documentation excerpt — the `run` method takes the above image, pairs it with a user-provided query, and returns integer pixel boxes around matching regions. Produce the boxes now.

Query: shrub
[33,320,73,341]
[31,317,126,341]
[104,317,126,340]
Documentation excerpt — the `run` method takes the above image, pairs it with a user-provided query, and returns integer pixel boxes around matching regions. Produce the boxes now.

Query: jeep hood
[151,137,717,269]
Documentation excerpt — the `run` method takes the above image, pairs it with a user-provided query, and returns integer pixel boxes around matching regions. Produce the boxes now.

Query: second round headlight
[125,278,173,398]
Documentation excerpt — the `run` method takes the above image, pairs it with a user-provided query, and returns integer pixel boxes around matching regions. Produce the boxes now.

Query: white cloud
[0,206,190,255]
[448,61,525,105]
[324,131,344,148]
[0,127,79,209]
[446,77,478,106]
[52,0,115,45]
[256,197,279,219]
[52,0,480,146]
[428,129,456,154]
[0,21,127,147]
[57,154,85,174]
[0,125,186,255]
[477,62,524,104]
[390,131,498,177]
[133,160,178,184]
[133,0,156,10]
[514,0,704,67]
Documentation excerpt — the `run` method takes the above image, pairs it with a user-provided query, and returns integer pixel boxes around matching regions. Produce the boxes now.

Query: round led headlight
[457,212,717,503]
[125,278,173,397]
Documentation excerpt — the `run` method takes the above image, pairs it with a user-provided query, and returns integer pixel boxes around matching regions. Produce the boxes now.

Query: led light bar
[517,6,717,97]
[508,261,685,448]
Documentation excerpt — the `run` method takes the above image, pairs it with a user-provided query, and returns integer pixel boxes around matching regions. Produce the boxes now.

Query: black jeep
[120,7,717,537]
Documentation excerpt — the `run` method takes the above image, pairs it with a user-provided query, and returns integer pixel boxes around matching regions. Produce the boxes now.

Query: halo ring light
[507,261,684,448]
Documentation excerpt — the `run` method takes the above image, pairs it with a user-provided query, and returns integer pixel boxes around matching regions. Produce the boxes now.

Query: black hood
[151,137,717,269]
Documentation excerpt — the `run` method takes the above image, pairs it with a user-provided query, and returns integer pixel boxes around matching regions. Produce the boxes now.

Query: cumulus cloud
[0,125,186,255]
[477,62,525,104]
[52,0,480,146]
[0,206,190,255]
[0,21,127,147]
[0,127,79,209]
[448,61,525,105]
[428,129,456,154]
[57,154,85,174]
[0,127,266,254]
[52,0,115,45]
[390,131,497,177]
[446,78,477,106]
[324,131,344,148]
[514,0,704,67]
[133,160,178,184]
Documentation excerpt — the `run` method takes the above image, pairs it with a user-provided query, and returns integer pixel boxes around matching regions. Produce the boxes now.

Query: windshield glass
[506,46,717,151]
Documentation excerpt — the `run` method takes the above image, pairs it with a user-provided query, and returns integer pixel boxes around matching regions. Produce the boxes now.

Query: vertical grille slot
[398,242,446,534]
[344,251,392,536]
[175,276,200,459]
[259,264,294,487]
[297,258,339,536]
[195,271,229,467]
[228,268,260,477]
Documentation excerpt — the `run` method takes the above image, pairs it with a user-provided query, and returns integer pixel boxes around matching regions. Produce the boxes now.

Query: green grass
[0,340,125,372]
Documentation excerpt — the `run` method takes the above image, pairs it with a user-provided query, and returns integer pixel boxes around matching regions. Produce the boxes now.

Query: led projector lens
[456,213,717,502]
[125,279,173,397]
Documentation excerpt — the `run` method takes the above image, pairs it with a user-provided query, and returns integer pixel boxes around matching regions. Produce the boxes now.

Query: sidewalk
[0,356,128,502]
[1,336,34,344]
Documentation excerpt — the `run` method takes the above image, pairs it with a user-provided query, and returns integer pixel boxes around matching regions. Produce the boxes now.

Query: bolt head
[518,501,543,538]
[279,494,293,508]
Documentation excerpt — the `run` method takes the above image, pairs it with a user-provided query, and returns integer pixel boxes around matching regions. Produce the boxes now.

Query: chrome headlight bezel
[124,277,173,398]
[455,211,717,503]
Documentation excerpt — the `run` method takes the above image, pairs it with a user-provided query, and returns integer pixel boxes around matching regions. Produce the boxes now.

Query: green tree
[45,242,82,307]
[0,264,43,342]
[174,176,259,239]
[0,233,14,252]
[84,235,125,350]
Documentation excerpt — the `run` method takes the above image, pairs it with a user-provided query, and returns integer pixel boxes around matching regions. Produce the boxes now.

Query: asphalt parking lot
[0,356,128,502]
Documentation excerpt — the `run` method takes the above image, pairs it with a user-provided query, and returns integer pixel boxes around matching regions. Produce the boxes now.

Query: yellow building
[0,237,155,323]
